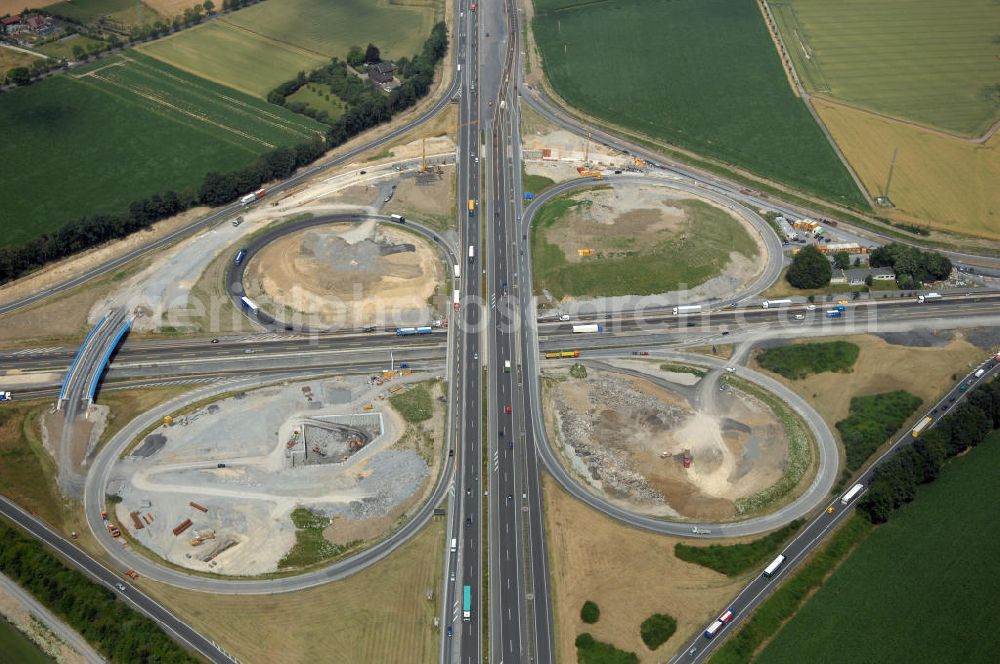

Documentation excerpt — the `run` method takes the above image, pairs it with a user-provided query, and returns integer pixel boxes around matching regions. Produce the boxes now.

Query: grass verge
[674,520,804,577]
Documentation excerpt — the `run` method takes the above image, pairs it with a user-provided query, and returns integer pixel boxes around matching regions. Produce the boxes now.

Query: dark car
[211,338,220,343]
[447,626,453,638]
[363,326,376,333]
[449,449,454,457]
[465,517,472,527]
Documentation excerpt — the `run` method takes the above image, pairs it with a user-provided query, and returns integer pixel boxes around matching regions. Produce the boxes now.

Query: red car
[505,405,512,414]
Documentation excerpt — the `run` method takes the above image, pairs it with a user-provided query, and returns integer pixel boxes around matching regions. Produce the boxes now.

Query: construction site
[542,361,794,521]
[103,374,446,576]
[243,221,445,328]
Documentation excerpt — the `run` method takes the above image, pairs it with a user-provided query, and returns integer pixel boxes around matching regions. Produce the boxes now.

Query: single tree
[364,43,381,63]
[7,67,31,86]
[833,251,851,270]
[786,245,832,289]
[203,0,215,12]
[346,45,364,68]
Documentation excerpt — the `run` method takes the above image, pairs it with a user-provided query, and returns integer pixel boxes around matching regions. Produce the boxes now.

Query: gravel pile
[555,374,685,504]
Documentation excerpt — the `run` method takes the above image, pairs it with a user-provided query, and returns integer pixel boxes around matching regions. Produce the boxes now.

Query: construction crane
[420,137,428,173]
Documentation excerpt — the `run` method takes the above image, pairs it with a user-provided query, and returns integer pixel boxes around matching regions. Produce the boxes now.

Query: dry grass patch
[544,474,748,662]
[751,334,983,442]
[814,97,1000,240]
[140,518,445,664]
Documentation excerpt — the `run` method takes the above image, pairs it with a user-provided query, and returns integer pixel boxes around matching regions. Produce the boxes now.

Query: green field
[531,191,757,299]
[138,21,330,98]
[224,0,437,61]
[287,82,345,120]
[0,621,52,664]
[141,0,437,98]
[756,430,1000,664]
[0,52,323,247]
[34,35,108,60]
[532,0,865,206]
[46,0,163,26]
[771,0,1000,136]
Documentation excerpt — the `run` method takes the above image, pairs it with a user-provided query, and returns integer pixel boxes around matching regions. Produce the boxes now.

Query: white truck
[0,391,11,402]
[239,188,266,206]
[672,305,702,315]
[762,299,791,309]
[468,245,475,263]
[917,292,942,303]
[841,483,864,505]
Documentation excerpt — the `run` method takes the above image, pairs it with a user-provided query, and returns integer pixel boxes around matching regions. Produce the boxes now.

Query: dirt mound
[544,366,788,521]
[244,222,441,327]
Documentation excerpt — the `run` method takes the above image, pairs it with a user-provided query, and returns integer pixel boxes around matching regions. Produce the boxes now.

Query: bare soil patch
[544,473,749,662]
[543,365,787,521]
[244,222,442,327]
[384,166,455,230]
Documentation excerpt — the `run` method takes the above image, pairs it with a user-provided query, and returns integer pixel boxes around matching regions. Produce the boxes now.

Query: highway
[670,355,1000,662]
[443,2,485,662]
[2,1,999,661]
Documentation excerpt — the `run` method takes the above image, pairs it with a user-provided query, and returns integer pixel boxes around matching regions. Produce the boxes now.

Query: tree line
[0,518,199,663]
[868,242,952,289]
[857,376,1000,523]
[0,22,448,284]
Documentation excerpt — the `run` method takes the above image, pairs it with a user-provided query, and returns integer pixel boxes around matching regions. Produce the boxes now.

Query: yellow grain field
[140,519,445,664]
[544,474,748,662]
[814,97,1000,240]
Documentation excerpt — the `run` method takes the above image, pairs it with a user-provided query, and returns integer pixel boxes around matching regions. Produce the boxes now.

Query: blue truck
[395,327,434,336]
[824,310,843,319]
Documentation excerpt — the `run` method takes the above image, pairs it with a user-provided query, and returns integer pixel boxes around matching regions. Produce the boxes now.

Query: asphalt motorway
[671,357,1000,663]
[0,497,234,664]
[446,2,485,662]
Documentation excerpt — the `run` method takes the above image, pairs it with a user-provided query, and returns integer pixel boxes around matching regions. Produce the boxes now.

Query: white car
[558,314,570,321]
[793,314,805,320]
[725,367,736,374]
[806,304,817,311]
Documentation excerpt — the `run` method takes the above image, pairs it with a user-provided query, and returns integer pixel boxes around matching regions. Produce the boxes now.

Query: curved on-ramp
[521,175,786,311]
[517,179,839,537]
[85,374,456,594]
[226,214,459,332]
